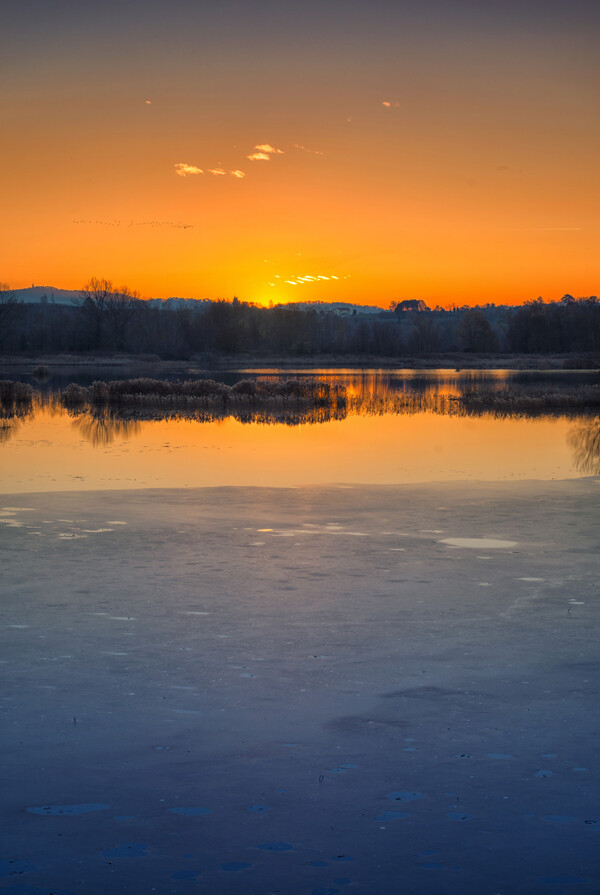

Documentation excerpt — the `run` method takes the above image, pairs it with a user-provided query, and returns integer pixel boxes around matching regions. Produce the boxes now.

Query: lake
[2,366,599,895]
[1,368,598,492]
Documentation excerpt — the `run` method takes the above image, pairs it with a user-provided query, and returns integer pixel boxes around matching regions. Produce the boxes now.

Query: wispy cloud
[175,162,203,177]
[293,143,324,156]
[247,143,284,161]
[255,143,284,154]
[277,273,350,286]
[175,163,245,180]
[382,100,400,108]
[145,99,152,105]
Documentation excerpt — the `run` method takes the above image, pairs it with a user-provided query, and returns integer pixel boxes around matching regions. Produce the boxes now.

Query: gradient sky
[2,0,599,306]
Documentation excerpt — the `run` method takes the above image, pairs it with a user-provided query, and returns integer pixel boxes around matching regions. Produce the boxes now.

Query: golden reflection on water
[0,372,598,491]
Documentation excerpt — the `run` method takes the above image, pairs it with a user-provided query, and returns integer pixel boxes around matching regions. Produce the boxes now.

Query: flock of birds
[73,220,194,229]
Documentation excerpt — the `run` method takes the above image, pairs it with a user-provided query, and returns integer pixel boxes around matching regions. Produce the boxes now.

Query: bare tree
[75,277,140,351]
[457,308,498,353]
[0,282,20,348]
[105,285,140,352]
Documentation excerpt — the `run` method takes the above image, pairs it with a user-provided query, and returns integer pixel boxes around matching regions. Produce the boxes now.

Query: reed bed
[61,377,348,409]
[0,380,34,406]
[458,385,600,413]
[1,379,598,430]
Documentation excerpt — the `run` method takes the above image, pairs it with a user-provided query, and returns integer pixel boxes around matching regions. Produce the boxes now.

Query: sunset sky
[2,0,599,307]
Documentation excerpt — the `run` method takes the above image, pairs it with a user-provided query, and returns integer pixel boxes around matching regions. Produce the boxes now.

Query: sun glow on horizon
[2,2,598,306]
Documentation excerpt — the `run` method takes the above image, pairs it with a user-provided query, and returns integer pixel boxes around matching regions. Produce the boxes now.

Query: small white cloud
[145,100,152,105]
[247,143,284,160]
[382,100,400,108]
[293,143,324,156]
[208,168,226,176]
[175,162,203,176]
[255,143,284,154]
[230,169,246,179]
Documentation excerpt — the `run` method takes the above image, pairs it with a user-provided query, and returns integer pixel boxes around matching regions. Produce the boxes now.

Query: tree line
[1,279,599,358]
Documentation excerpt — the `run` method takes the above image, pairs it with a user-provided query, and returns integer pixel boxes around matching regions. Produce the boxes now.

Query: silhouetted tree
[75,277,142,351]
[0,284,21,348]
[457,308,498,352]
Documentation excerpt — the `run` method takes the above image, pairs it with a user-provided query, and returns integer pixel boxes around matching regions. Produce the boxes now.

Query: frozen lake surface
[1,481,599,894]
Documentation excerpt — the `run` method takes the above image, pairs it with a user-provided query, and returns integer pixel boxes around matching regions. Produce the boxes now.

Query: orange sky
[2,1,599,307]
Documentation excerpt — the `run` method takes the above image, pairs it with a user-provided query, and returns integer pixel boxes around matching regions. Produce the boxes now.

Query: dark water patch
[26,803,110,816]
[221,862,251,872]
[1,887,76,895]
[376,811,408,821]
[102,843,148,858]
[419,862,444,869]
[535,769,555,778]
[331,855,354,862]
[543,815,579,824]
[384,685,460,700]
[172,870,204,880]
[0,859,37,877]
[311,889,340,895]
[447,812,472,821]
[333,879,351,886]
[485,753,513,760]
[257,842,294,851]
[247,805,269,812]
[387,791,425,802]
[113,815,134,821]
[308,861,329,867]
[169,806,211,816]
[539,876,588,885]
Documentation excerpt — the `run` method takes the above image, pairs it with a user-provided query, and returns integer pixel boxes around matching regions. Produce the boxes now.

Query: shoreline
[1,350,598,371]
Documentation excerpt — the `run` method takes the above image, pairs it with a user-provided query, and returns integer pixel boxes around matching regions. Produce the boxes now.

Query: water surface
[1,369,597,492]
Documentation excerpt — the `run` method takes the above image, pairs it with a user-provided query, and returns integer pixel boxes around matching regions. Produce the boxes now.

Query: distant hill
[10,287,386,314]
[11,286,81,305]
[280,301,383,315]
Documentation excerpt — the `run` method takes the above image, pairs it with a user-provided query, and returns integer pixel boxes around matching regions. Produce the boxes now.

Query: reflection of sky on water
[3,365,599,395]
[0,370,598,491]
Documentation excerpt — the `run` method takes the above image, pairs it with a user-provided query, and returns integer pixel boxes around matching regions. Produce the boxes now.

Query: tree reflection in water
[1,382,599,473]
[0,419,17,444]
[0,404,31,444]
[69,412,141,447]
[567,420,600,475]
